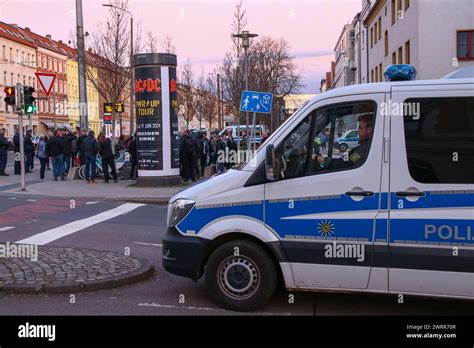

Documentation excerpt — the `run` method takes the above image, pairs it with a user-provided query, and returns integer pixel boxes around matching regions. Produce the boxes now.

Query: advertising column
[133,53,180,185]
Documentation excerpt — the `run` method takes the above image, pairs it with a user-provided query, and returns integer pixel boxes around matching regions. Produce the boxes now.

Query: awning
[41,122,71,130]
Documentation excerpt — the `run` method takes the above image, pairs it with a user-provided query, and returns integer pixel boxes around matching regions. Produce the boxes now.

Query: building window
[370,27,374,47]
[2,45,5,60]
[375,66,378,82]
[384,31,389,56]
[374,22,378,44]
[405,40,411,64]
[405,0,410,10]
[371,69,374,83]
[398,46,403,64]
[10,72,13,85]
[392,52,396,64]
[9,47,12,61]
[392,0,396,25]
[379,63,383,81]
[378,17,382,40]
[457,30,474,60]
[398,0,402,15]
[3,71,6,85]
[385,6,387,16]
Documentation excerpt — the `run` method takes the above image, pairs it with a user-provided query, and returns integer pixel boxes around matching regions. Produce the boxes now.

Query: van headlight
[167,199,195,227]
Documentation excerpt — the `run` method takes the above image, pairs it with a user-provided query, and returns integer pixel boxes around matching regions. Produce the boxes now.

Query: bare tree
[220,1,303,132]
[85,0,133,138]
[161,34,176,54]
[177,59,195,130]
[202,75,218,130]
[145,31,158,53]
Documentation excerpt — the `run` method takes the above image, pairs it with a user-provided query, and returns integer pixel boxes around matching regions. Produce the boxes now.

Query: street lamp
[102,3,134,136]
[232,30,258,150]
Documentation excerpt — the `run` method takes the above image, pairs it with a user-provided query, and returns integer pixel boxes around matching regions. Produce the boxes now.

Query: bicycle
[78,151,130,181]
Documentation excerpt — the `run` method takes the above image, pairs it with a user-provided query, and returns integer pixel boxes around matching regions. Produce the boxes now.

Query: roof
[15,27,69,56]
[0,22,36,48]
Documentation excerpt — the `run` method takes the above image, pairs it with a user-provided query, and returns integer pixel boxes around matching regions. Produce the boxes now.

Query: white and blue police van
[163,65,474,311]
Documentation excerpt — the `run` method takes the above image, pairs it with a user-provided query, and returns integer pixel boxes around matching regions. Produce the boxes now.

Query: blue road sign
[240,90,273,114]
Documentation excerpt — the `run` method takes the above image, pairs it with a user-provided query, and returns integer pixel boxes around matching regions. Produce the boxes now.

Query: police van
[163,65,474,311]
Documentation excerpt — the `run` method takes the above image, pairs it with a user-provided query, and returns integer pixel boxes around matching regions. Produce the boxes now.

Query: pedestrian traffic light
[3,86,15,107]
[23,86,36,114]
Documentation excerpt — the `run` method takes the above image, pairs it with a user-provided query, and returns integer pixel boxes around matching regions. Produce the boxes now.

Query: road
[0,193,473,316]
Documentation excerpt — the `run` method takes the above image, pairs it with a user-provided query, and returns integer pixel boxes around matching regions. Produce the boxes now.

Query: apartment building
[333,24,357,88]
[362,0,474,83]
[0,23,38,137]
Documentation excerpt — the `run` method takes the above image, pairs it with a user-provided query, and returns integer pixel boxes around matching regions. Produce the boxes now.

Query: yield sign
[35,72,56,96]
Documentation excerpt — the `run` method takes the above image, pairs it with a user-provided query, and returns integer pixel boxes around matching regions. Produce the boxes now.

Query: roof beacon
[384,64,417,82]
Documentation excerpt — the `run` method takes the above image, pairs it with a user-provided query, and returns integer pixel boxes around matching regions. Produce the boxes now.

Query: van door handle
[345,191,374,197]
[395,191,426,197]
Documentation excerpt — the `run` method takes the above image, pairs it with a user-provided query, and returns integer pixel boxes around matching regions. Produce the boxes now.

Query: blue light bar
[384,64,417,81]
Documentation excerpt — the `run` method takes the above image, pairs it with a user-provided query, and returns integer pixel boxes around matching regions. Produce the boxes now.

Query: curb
[0,258,155,295]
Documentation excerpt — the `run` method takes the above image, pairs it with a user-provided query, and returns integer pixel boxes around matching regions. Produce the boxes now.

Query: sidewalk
[0,245,154,294]
[0,157,184,204]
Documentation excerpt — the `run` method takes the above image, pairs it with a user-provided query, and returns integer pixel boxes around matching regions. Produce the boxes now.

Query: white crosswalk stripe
[0,227,15,232]
[16,203,145,245]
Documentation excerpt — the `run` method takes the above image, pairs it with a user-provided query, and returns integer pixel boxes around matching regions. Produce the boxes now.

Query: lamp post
[232,30,258,149]
[208,72,222,130]
[102,3,134,135]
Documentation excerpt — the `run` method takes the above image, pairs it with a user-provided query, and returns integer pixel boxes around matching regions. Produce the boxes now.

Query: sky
[0,0,361,93]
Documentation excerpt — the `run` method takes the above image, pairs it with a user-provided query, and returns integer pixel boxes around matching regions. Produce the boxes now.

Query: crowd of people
[0,127,138,183]
[178,129,269,183]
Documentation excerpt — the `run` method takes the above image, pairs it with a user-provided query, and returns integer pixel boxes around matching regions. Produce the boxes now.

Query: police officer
[0,128,11,176]
[317,113,374,169]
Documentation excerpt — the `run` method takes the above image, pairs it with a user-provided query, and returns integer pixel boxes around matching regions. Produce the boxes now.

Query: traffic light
[3,86,15,107]
[23,86,36,114]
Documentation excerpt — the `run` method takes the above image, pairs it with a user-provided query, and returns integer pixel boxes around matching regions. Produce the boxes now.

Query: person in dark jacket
[76,129,87,165]
[46,130,64,181]
[128,134,138,181]
[60,131,75,175]
[81,130,98,183]
[216,135,227,173]
[195,133,204,179]
[226,134,238,169]
[199,133,209,178]
[179,130,197,182]
[25,130,34,172]
[0,128,11,176]
[98,134,117,183]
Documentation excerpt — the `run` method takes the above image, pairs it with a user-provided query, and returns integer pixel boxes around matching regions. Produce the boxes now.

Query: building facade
[362,0,474,83]
[333,24,357,88]
[0,23,38,137]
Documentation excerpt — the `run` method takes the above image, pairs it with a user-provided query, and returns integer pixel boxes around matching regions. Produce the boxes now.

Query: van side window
[275,101,376,181]
[309,102,377,174]
[403,97,474,184]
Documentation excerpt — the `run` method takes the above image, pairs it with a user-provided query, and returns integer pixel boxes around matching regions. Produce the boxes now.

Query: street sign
[240,90,273,114]
[35,72,56,97]
[104,114,112,124]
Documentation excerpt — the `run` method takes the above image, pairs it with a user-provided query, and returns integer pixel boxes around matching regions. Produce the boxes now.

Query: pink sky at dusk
[0,0,361,93]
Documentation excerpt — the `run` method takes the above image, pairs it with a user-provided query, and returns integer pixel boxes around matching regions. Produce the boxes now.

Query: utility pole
[76,0,89,130]
[15,84,26,191]
[129,16,134,134]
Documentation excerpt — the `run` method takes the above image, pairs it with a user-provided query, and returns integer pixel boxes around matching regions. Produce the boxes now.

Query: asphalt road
[0,194,473,316]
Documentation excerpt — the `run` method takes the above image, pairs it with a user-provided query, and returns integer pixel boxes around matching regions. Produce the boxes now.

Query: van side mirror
[265,144,278,181]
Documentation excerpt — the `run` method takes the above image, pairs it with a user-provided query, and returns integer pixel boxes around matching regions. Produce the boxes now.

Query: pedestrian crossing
[0,201,153,246]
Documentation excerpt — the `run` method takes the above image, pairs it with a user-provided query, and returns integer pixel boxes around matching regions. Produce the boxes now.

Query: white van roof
[308,78,474,106]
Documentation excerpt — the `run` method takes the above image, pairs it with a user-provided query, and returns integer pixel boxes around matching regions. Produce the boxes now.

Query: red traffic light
[4,86,14,95]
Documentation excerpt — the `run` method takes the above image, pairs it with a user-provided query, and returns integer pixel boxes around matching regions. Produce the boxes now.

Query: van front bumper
[162,227,209,281]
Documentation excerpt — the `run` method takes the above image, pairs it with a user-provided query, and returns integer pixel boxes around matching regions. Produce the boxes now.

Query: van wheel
[205,240,277,312]
[339,143,348,151]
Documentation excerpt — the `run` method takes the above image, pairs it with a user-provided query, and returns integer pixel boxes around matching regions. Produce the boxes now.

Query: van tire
[205,240,277,312]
